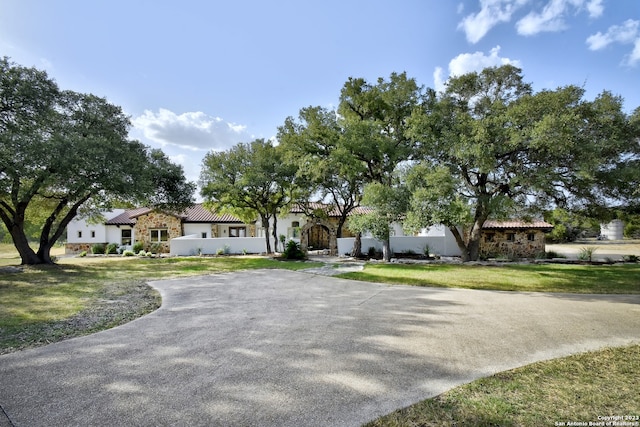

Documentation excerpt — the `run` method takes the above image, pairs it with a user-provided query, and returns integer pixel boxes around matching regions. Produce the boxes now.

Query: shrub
[106,243,118,255]
[91,243,105,255]
[544,250,566,259]
[367,246,377,258]
[578,246,597,262]
[78,251,87,257]
[623,254,639,263]
[133,242,144,254]
[122,250,135,257]
[149,243,162,254]
[283,240,306,260]
[216,248,224,255]
[137,250,147,257]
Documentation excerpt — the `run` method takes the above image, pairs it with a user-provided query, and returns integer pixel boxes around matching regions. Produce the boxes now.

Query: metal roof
[104,204,244,225]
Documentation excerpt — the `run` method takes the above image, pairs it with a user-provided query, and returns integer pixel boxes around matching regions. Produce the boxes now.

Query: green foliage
[0,57,195,265]
[406,65,638,261]
[578,247,598,262]
[122,250,135,257]
[79,251,87,257]
[200,139,296,254]
[91,244,105,255]
[133,242,144,254]
[106,243,118,255]
[282,240,306,260]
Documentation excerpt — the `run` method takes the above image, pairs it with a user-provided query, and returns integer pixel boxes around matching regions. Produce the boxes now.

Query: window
[289,221,301,238]
[506,233,516,242]
[91,230,96,238]
[201,232,208,238]
[150,229,168,242]
[229,227,246,237]
[122,229,132,245]
[77,231,82,238]
[527,233,536,242]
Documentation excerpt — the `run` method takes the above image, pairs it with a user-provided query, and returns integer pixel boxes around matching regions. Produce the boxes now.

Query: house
[479,220,553,259]
[65,204,249,254]
[66,205,552,259]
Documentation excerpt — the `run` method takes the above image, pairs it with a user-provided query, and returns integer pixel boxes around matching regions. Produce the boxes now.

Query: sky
[1,0,639,189]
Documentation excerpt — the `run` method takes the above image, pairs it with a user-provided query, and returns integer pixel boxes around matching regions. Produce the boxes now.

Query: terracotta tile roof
[289,203,374,217]
[482,220,553,230]
[105,204,244,225]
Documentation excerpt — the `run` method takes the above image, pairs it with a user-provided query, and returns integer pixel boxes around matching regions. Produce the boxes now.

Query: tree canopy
[199,138,296,253]
[0,58,195,264]
[406,65,639,260]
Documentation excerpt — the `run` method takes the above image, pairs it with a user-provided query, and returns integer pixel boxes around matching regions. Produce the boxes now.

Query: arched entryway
[300,219,337,255]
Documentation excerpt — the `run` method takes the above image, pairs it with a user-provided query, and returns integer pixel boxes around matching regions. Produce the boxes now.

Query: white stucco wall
[184,223,213,238]
[170,235,267,256]
[66,210,124,243]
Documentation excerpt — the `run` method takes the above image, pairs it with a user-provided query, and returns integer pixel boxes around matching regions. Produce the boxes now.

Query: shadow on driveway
[1,270,639,426]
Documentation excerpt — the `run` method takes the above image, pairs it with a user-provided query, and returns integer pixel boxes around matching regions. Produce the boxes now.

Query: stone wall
[134,211,183,253]
[480,229,546,259]
[65,243,95,254]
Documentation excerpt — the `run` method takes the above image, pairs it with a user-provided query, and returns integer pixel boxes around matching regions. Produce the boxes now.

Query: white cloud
[516,0,605,36]
[630,38,640,66]
[586,19,640,66]
[586,19,639,50]
[458,0,528,44]
[586,0,604,18]
[132,108,250,152]
[434,46,522,93]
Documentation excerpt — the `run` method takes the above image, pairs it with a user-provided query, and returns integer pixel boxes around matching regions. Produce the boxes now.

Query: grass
[339,263,640,294]
[2,244,639,424]
[364,344,640,426]
[0,249,320,353]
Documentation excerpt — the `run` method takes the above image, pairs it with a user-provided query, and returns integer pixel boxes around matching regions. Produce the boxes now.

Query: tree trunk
[382,234,391,262]
[261,214,272,254]
[272,213,279,253]
[10,223,44,264]
[351,232,362,257]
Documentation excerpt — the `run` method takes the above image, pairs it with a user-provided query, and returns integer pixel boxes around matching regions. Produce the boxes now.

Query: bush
[122,250,135,257]
[137,250,147,257]
[133,242,144,254]
[283,240,306,260]
[78,251,87,257]
[106,243,118,255]
[91,243,105,255]
[578,246,597,262]
[623,254,639,263]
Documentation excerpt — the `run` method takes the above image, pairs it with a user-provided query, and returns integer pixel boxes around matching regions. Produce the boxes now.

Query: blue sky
[1,0,639,185]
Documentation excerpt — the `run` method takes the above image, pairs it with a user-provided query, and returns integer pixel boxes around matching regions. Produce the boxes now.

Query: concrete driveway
[1,269,639,427]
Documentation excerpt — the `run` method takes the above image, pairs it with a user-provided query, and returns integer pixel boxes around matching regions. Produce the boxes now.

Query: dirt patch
[1,280,161,355]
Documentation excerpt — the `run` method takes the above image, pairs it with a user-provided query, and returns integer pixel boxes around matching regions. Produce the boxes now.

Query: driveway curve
[1,269,639,427]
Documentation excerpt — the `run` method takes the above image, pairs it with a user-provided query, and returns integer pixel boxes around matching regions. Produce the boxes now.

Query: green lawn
[365,344,640,426]
[0,253,320,353]
[2,246,639,425]
[339,262,640,294]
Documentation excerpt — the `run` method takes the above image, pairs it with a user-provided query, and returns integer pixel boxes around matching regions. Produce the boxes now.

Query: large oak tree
[0,58,195,264]
[406,65,639,261]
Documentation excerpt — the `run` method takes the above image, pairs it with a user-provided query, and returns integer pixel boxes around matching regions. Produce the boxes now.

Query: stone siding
[65,243,95,254]
[134,211,183,253]
[480,229,546,259]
